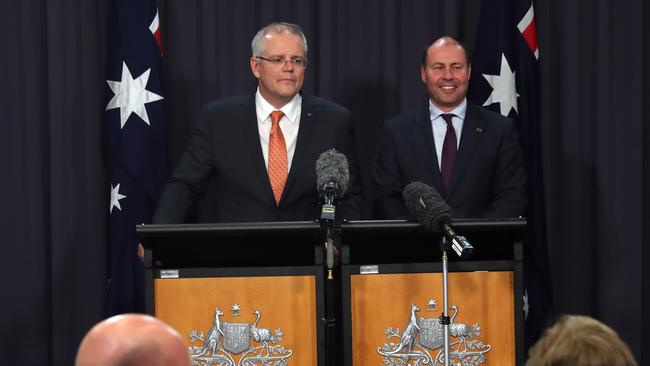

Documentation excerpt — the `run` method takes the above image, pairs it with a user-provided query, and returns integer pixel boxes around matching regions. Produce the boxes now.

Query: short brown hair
[421,36,471,67]
[526,315,637,366]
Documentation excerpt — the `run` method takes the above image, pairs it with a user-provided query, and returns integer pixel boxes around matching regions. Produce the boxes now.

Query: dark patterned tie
[440,113,457,192]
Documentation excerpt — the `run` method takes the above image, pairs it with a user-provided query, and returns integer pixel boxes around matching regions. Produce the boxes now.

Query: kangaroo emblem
[190,307,224,357]
[386,303,421,358]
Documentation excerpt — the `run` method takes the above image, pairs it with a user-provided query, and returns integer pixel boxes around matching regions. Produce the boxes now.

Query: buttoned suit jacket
[372,102,527,219]
[153,92,363,224]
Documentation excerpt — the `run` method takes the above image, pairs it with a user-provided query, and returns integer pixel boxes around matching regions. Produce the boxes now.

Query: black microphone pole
[316,149,349,366]
[320,184,337,279]
[319,187,340,366]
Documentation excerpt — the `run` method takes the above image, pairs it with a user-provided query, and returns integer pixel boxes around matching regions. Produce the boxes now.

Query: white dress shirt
[255,89,302,171]
[429,99,467,169]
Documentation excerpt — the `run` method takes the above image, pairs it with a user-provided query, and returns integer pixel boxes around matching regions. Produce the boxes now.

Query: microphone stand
[320,189,339,366]
[438,229,472,366]
[439,236,451,366]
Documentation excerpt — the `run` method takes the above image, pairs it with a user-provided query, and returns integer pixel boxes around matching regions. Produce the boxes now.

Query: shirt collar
[428,98,467,121]
[255,88,302,125]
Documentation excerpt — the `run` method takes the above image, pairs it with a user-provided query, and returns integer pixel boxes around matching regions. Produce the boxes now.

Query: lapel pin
[475,127,483,133]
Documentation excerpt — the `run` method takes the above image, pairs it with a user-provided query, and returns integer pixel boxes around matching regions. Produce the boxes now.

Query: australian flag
[467,0,552,348]
[104,0,167,315]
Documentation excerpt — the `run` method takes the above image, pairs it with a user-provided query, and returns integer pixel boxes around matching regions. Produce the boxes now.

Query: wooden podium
[138,218,526,366]
[340,219,526,366]
[138,221,327,366]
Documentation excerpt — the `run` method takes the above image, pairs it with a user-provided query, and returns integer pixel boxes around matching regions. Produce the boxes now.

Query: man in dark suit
[373,36,526,219]
[153,22,362,224]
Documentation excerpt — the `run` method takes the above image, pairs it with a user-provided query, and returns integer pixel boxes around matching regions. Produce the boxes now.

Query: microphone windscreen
[402,181,451,232]
[315,148,350,195]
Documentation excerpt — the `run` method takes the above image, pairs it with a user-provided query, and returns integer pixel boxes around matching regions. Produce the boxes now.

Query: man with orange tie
[373,36,527,219]
[153,22,362,224]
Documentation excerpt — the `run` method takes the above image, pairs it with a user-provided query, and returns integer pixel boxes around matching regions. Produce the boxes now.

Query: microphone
[315,149,349,270]
[402,182,474,258]
[316,148,349,208]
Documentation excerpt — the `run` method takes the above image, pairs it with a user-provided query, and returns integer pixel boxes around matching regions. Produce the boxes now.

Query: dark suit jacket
[373,102,527,219]
[153,92,363,224]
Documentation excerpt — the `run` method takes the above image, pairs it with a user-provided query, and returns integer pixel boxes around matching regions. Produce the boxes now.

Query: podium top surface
[137,218,526,239]
[137,219,526,267]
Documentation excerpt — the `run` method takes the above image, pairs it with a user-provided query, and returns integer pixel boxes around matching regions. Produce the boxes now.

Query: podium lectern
[138,218,526,366]
[340,219,526,366]
[138,221,327,366]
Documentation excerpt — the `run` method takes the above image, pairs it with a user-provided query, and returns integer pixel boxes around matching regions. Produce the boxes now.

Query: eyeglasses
[256,56,308,68]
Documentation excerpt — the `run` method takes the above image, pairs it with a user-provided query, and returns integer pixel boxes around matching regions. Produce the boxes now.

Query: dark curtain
[0,0,645,365]
[0,0,110,365]
[644,2,650,364]
[537,0,645,358]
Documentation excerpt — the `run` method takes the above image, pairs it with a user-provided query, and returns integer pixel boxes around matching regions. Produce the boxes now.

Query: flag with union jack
[104,0,167,315]
[467,0,552,349]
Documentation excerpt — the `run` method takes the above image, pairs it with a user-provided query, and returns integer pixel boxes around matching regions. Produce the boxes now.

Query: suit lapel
[281,93,316,203]
[414,106,446,195]
[239,93,277,204]
[447,104,484,196]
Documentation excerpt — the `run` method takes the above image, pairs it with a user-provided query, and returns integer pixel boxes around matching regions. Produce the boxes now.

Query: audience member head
[75,314,191,366]
[250,22,308,108]
[420,35,471,112]
[526,314,637,366]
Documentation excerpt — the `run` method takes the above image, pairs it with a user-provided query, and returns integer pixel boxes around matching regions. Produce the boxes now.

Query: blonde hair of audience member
[526,314,636,366]
[75,314,191,366]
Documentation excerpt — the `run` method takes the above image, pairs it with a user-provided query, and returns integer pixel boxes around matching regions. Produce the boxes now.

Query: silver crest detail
[377,300,491,366]
[418,317,444,350]
[222,322,250,354]
[188,306,293,366]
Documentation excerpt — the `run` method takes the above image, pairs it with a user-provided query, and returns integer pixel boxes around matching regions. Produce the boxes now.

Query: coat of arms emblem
[188,305,293,366]
[377,299,491,366]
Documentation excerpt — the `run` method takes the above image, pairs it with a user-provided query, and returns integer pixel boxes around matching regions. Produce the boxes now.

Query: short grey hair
[251,22,308,57]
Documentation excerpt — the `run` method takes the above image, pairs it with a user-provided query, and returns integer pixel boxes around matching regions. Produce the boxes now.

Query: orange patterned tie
[268,110,287,205]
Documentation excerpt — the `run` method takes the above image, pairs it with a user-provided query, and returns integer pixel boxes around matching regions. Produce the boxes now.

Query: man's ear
[250,57,261,79]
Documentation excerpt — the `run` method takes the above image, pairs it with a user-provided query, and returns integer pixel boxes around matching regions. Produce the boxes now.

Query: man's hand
[138,243,144,262]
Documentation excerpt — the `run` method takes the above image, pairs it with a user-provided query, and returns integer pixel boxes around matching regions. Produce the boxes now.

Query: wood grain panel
[350,271,514,365]
[155,275,317,365]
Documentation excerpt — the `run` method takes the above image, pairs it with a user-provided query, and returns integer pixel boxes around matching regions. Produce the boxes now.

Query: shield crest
[222,322,250,354]
[418,317,444,350]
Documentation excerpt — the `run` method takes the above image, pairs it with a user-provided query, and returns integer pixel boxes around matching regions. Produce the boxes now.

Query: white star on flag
[110,183,127,213]
[481,53,519,117]
[106,61,163,129]
[523,289,530,320]
[149,10,159,35]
